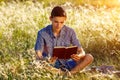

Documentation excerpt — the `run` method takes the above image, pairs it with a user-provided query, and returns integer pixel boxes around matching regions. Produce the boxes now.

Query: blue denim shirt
[35,25,81,58]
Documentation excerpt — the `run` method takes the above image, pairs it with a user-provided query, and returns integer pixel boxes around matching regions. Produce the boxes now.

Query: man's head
[50,6,67,32]
[50,6,67,18]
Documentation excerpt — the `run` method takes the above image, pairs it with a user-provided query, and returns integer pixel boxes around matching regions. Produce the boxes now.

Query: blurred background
[0,0,120,80]
[1,0,120,7]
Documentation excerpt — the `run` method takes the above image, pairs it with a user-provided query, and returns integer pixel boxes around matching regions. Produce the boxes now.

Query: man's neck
[54,31,60,37]
[53,29,61,37]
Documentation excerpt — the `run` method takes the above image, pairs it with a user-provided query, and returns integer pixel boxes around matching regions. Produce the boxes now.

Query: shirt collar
[48,25,66,38]
[59,25,66,37]
[48,25,54,38]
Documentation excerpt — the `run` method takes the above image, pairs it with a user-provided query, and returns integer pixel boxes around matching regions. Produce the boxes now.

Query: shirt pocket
[61,41,71,47]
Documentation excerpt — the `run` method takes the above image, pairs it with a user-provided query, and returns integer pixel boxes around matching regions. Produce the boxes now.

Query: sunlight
[91,0,120,7]
[104,0,120,7]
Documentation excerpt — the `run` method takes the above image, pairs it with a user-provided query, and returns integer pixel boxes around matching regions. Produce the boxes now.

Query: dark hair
[51,6,67,18]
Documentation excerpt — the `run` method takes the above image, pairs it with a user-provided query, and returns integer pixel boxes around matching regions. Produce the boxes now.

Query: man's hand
[36,51,43,60]
[71,54,81,62]
[71,47,85,62]
[48,56,58,64]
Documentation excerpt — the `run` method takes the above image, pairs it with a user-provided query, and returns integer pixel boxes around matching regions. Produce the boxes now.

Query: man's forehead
[53,17,66,21]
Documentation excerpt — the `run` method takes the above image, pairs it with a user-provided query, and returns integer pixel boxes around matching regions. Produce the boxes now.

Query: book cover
[53,46,78,59]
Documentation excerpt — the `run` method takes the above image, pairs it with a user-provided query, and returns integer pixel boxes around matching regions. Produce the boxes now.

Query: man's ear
[49,16,52,21]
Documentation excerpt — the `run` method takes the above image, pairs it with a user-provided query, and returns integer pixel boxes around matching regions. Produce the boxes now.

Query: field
[0,0,120,80]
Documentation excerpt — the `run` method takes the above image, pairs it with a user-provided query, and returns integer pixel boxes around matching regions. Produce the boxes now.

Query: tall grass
[0,1,120,80]
[1,0,120,7]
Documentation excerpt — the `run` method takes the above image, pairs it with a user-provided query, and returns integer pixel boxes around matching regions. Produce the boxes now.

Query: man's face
[50,17,66,31]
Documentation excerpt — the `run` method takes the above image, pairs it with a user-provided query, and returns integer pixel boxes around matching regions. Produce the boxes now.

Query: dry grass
[0,1,120,80]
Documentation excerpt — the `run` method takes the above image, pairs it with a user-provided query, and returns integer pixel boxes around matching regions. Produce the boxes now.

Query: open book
[52,46,78,59]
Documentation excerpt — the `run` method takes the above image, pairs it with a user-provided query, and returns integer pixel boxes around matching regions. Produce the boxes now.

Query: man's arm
[71,47,85,62]
[35,31,45,60]
[77,47,85,58]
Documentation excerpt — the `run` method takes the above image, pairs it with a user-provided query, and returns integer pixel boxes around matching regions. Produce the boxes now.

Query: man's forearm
[77,47,85,58]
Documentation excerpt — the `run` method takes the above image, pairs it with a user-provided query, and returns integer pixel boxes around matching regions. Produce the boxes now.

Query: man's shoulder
[63,25,75,32]
[38,25,51,34]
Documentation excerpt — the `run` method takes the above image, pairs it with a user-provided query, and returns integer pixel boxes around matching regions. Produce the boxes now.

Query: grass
[0,1,120,80]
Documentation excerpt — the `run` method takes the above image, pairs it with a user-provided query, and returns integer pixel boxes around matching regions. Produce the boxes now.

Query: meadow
[0,1,120,80]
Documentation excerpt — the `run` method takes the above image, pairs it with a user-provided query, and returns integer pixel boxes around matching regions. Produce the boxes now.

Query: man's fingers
[71,54,76,58]
[72,56,80,61]
[50,56,58,62]
[53,56,58,60]
[71,54,81,61]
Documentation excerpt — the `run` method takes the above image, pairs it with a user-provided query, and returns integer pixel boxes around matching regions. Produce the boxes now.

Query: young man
[35,6,93,74]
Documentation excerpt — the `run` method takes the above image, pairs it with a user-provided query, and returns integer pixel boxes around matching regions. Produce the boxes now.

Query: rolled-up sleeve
[34,31,44,52]
[71,30,81,48]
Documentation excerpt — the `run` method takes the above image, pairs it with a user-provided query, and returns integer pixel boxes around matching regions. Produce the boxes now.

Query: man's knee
[85,54,94,63]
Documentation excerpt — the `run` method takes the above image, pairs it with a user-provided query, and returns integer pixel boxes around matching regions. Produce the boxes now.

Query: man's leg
[70,54,94,74]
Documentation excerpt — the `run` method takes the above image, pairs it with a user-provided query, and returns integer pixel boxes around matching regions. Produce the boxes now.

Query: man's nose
[57,23,61,27]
